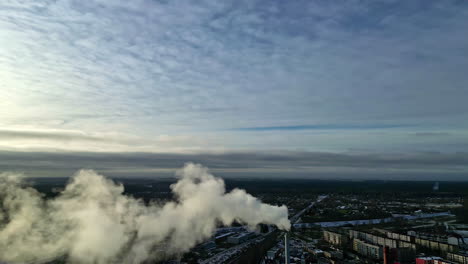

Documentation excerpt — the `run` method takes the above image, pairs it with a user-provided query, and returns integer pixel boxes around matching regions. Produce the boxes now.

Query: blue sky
[0,0,467,178]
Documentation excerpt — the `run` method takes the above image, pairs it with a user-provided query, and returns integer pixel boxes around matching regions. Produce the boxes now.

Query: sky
[0,0,467,179]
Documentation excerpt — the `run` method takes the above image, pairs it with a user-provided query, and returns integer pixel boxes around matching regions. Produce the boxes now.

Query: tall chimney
[284,232,290,264]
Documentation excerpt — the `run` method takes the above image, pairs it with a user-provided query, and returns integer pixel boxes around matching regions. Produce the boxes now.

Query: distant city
[27,178,468,264]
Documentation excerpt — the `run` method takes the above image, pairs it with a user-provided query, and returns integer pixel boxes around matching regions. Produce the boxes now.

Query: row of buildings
[323,228,468,263]
[447,252,468,263]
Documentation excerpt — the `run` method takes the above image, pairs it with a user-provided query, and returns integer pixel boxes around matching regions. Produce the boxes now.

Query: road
[291,195,328,224]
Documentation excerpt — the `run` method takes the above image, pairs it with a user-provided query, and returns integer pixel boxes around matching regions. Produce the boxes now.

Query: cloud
[0,129,105,142]
[0,150,467,180]
[0,128,211,153]
[234,124,410,131]
[0,0,467,153]
[410,132,451,137]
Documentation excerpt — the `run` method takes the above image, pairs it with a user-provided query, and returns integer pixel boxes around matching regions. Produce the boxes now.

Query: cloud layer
[1,0,468,153]
[1,150,467,180]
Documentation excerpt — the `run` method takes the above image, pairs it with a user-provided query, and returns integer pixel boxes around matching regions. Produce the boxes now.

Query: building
[447,252,468,264]
[384,246,416,264]
[434,259,457,264]
[353,238,383,259]
[349,229,416,250]
[414,237,458,253]
[448,234,468,246]
[386,231,413,243]
[323,230,349,246]
[323,250,343,260]
[227,232,255,244]
[416,257,442,264]
[214,232,234,243]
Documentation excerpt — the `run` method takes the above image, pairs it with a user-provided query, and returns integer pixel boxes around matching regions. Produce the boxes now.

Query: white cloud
[0,0,467,153]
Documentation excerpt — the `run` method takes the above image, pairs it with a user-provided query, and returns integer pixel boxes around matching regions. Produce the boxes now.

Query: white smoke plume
[0,163,290,263]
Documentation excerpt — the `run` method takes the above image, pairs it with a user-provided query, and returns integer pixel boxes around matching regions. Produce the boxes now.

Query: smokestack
[284,232,290,264]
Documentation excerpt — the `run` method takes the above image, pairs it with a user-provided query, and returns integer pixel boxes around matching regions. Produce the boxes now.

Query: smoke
[0,163,290,263]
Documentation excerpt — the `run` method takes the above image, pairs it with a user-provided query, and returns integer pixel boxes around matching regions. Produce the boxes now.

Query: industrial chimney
[284,232,290,264]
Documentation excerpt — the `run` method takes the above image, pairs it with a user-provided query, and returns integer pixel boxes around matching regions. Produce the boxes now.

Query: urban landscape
[165,180,468,264]
[1,1,468,264]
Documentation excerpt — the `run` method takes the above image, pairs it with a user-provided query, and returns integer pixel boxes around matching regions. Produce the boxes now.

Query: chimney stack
[284,232,290,264]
